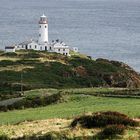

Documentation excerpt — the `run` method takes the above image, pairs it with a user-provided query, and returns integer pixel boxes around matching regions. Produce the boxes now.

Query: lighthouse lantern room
[38,14,48,44]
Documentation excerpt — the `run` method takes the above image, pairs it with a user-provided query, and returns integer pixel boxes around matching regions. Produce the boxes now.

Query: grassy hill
[0,50,140,97]
[0,88,140,139]
[0,50,140,139]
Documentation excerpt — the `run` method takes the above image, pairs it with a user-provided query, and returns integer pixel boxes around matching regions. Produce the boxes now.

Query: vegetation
[101,125,125,137]
[0,50,140,139]
[0,50,140,97]
[0,112,139,140]
[71,111,139,128]
[1,87,140,111]
[0,92,63,111]
[0,89,140,125]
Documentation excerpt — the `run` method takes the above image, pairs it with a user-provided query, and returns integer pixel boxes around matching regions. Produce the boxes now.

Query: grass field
[0,89,140,125]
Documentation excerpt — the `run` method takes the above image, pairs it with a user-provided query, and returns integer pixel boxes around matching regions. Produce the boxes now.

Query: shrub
[21,52,43,58]
[0,106,8,112]
[95,111,128,118]
[71,111,139,128]
[0,60,14,66]
[0,93,63,111]
[101,125,125,138]
[0,52,17,57]
[0,134,9,140]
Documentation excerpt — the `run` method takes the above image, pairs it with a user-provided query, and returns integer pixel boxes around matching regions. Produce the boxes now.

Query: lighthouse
[38,14,48,44]
[6,14,72,56]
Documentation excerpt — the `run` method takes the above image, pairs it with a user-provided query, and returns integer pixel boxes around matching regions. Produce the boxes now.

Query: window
[40,46,42,50]
[30,45,31,48]
[45,26,47,28]
[50,47,51,50]
[39,34,41,37]
[45,46,47,50]
[58,49,60,51]
[40,26,41,28]
[35,45,37,48]
[63,49,65,51]
[25,45,28,49]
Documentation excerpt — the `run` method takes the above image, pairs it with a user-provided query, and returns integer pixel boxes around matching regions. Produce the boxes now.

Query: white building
[38,14,48,44]
[52,41,70,56]
[5,46,16,53]
[5,14,76,56]
[73,47,79,53]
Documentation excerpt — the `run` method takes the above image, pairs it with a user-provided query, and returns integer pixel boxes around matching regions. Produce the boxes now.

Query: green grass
[24,88,58,97]
[0,94,139,125]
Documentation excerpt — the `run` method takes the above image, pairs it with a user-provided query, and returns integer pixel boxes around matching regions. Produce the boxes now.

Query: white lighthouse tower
[38,14,48,44]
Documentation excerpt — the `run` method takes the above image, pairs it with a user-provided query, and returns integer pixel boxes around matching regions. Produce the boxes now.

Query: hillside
[0,50,140,96]
[0,88,140,139]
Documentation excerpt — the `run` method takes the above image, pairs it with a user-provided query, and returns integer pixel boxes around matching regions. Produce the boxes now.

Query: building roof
[53,42,69,49]
[38,41,49,46]
[19,40,38,46]
[5,46,15,49]
[41,14,46,18]
[39,14,48,24]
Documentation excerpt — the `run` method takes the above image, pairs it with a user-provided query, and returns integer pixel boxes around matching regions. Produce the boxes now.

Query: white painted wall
[53,42,70,56]
[38,15,48,44]
[73,47,78,53]
[54,48,70,56]
[5,48,15,53]
[16,45,25,50]
[27,42,40,50]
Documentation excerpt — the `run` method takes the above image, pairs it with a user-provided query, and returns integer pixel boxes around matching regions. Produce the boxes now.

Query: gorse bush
[95,124,126,139]
[101,125,125,137]
[95,111,128,118]
[71,111,139,128]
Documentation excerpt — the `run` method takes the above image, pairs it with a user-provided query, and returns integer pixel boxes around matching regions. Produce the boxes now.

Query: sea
[0,0,140,72]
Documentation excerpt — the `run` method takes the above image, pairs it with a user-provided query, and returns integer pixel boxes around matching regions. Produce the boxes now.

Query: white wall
[16,45,25,50]
[38,24,48,44]
[5,48,15,53]
[27,42,40,50]
[15,41,71,56]
[54,48,70,56]
[73,47,78,53]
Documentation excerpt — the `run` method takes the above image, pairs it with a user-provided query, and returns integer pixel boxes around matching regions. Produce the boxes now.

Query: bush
[21,52,43,58]
[101,125,125,136]
[71,111,139,128]
[0,52,17,57]
[92,124,126,139]
[0,134,9,140]
[95,111,127,118]
[0,93,63,111]
[0,60,14,66]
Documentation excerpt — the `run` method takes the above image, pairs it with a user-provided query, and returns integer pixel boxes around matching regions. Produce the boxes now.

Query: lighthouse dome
[39,14,48,24]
